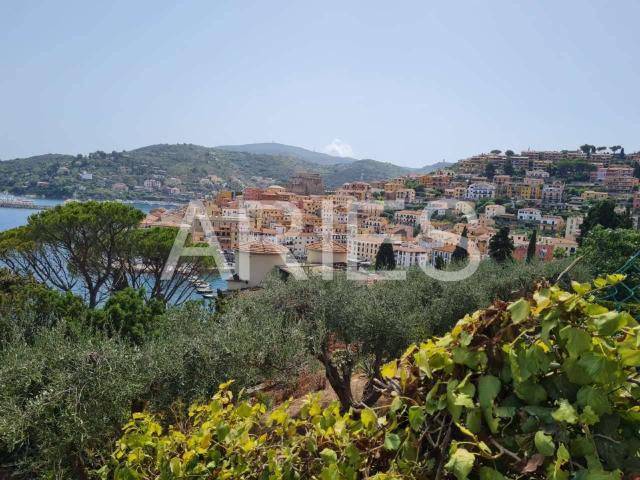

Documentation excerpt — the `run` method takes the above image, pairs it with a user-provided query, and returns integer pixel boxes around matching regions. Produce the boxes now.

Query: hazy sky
[1,1,639,167]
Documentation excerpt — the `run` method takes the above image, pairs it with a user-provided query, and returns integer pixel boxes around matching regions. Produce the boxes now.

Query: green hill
[215,142,355,165]
[0,143,453,199]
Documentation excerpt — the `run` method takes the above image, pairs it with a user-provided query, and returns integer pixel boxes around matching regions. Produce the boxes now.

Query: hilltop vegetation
[0,143,445,199]
[105,277,640,479]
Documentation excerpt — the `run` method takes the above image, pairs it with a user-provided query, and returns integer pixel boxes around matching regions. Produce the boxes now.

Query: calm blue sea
[0,198,176,232]
[0,197,227,299]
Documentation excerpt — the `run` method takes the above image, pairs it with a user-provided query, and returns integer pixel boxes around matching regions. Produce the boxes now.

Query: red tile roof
[238,241,289,255]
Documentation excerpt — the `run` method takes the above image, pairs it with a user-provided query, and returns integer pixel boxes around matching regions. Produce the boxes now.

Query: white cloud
[323,138,354,158]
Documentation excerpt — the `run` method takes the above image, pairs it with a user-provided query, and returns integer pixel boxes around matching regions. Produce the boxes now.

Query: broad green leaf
[534,430,556,456]
[590,311,632,336]
[479,467,506,480]
[576,352,617,385]
[465,408,482,433]
[576,386,610,416]
[579,405,599,425]
[571,281,592,295]
[514,380,547,405]
[478,375,501,408]
[360,408,377,429]
[320,448,338,464]
[560,327,592,359]
[445,447,475,480]
[583,470,623,480]
[408,405,425,432]
[508,298,530,324]
[552,399,578,424]
[619,338,640,366]
[384,432,401,451]
[169,457,182,476]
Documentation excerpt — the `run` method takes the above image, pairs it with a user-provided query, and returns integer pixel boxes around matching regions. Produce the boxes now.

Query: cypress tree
[526,229,537,263]
[375,240,396,271]
[488,227,515,262]
[451,226,469,264]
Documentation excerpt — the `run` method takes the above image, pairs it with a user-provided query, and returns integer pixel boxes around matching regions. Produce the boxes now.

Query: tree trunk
[361,355,383,407]
[318,351,355,413]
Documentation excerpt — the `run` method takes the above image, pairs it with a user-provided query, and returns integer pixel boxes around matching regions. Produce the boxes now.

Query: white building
[565,215,584,239]
[485,204,506,218]
[144,179,162,190]
[393,243,429,268]
[394,210,420,225]
[466,183,496,201]
[229,241,289,289]
[517,208,542,222]
[525,170,550,179]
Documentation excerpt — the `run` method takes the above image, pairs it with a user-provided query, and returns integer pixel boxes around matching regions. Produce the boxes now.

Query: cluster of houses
[139,147,640,288]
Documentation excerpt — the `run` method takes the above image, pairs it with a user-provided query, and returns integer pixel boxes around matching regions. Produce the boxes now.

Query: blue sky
[1,1,639,167]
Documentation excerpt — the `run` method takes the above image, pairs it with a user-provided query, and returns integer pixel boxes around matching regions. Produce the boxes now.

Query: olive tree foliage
[220,274,424,411]
[0,297,245,479]
[218,258,593,412]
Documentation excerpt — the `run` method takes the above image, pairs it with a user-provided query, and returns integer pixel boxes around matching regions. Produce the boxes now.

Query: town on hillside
[141,146,640,287]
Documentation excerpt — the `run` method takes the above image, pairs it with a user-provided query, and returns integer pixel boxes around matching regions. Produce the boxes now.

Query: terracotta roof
[238,241,289,255]
[393,244,428,253]
[306,241,348,253]
[433,244,457,253]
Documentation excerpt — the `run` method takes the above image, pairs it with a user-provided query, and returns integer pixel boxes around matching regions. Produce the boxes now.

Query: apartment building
[466,182,496,200]
[542,182,564,207]
[347,235,385,263]
[385,188,416,203]
[525,170,550,179]
[418,174,450,189]
[394,244,429,268]
[581,190,609,201]
[484,204,506,218]
[496,182,542,201]
[539,215,565,233]
[394,210,421,226]
[444,185,467,199]
[431,244,456,264]
[565,215,583,239]
[517,208,542,222]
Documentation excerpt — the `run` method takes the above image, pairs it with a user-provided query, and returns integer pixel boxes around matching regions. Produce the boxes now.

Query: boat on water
[201,293,215,299]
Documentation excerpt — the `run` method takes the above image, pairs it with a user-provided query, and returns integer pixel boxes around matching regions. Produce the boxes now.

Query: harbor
[0,193,52,210]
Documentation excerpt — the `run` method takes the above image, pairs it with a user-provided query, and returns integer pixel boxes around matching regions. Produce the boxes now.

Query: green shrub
[103,276,640,479]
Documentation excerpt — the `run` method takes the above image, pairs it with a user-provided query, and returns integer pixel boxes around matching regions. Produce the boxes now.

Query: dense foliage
[0,257,591,478]
[578,200,632,244]
[216,260,592,412]
[579,226,640,276]
[103,277,640,479]
[0,202,213,306]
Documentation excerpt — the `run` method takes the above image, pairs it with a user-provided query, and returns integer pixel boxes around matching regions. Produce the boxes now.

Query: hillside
[215,142,355,165]
[0,143,452,199]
